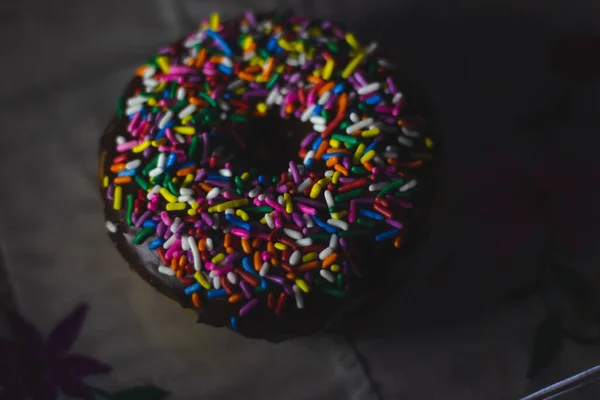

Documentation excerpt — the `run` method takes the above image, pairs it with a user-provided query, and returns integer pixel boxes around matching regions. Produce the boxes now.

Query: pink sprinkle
[160,211,172,225]
[261,251,270,262]
[213,264,234,276]
[296,204,317,215]
[127,113,141,133]
[231,228,250,238]
[165,239,182,259]
[264,197,286,213]
[116,141,137,152]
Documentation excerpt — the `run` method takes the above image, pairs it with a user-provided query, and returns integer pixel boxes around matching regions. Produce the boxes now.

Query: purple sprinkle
[106,185,114,200]
[240,280,253,298]
[204,180,231,188]
[385,219,404,229]
[294,197,327,208]
[265,275,285,285]
[239,298,259,316]
[156,222,166,238]
[135,210,152,228]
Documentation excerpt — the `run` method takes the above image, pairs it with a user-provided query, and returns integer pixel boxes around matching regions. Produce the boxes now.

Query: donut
[99,11,437,341]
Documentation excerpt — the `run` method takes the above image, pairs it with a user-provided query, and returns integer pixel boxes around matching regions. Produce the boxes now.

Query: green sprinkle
[340,122,349,130]
[236,188,244,195]
[169,82,177,98]
[198,92,216,107]
[356,217,375,227]
[167,180,178,196]
[243,206,274,213]
[171,99,187,112]
[334,188,363,202]
[351,166,368,174]
[135,175,150,190]
[234,176,244,187]
[266,73,280,89]
[307,233,330,242]
[336,272,344,288]
[116,96,124,119]
[231,114,248,122]
[331,134,358,145]
[315,277,347,297]
[134,228,154,245]
[326,42,338,53]
[377,179,406,197]
[188,135,199,159]
[393,191,413,199]
[126,194,134,226]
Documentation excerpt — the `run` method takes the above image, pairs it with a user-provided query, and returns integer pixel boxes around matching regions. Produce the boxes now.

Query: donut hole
[234,112,307,176]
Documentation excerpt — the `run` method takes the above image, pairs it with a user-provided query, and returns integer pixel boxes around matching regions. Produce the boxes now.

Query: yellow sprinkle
[329,139,341,148]
[132,141,150,153]
[302,252,318,263]
[166,202,186,211]
[322,59,334,81]
[254,75,266,83]
[330,264,341,272]
[147,98,157,106]
[354,143,366,163]
[317,178,331,186]
[181,115,193,125]
[151,138,167,147]
[295,279,310,293]
[212,253,225,264]
[187,208,197,216]
[102,176,109,188]
[360,150,376,164]
[259,216,267,224]
[309,183,322,199]
[171,177,178,184]
[154,82,167,93]
[361,128,381,138]
[242,36,253,50]
[425,137,434,148]
[250,57,262,66]
[331,171,341,185]
[191,201,199,209]
[256,102,267,113]
[241,172,250,181]
[331,211,348,220]
[159,188,177,203]
[345,32,360,49]
[312,69,321,78]
[156,56,170,74]
[341,52,365,78]
[194,272,211,289]
[235,87,245,96]
[182,174,194,187]
[208,198,249,213]
[209,12,220,31]
[174,126,195,135]
[236,209,250,222]
[278,38,294,51]
[113,185,123,210]
[275,65,285,74]
[274,243,288,251]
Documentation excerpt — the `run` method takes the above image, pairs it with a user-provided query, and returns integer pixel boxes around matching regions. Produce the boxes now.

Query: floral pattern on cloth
[0,304,169,400]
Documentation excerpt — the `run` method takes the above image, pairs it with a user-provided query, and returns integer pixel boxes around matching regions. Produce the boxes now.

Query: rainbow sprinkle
[102,12,434,329]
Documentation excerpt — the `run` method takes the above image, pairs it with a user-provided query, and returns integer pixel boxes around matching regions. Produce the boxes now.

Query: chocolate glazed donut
[99,11,438,341]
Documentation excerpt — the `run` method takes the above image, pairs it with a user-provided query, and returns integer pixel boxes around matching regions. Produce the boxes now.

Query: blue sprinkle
[184,283,200,295]
[260,280,268,290]
[149,238,164,250]
[218,64,233,75]
[165,152,177,169]
[359,209,385,220]
[117,169,136,177]
[155,128,166,140]
[207,289,228,298]
[311,137,323,152]
[143,220,158,228]
[225,214,251,231]
[266,37,278,51]
[312,215,338,233]
[258,175,267,184]
[165,120,175,129]
[312,104,323,115]
[206,174,230,181]
[179,161,196,169]
[333,83,345,94]
[224,93,231,99]
[242,257,252,273]
[365,95,382,105]
[322,152,344,160]
[375,229,400,242]
[163,89,170,99]
[206,30,232,56]
[305,158,314,167]
[230,316,239,331]
[365,141,378,153]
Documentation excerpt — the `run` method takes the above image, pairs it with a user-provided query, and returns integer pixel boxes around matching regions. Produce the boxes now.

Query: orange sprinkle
[336,93,348,117]
[238,72,255,81]
[285,103,294,114]
[314,140,329,160]
[188,97,207,106]
[253,251,262,271]
[171,258,178,271]
[394,236,403,248]
[262,57,275,79]
[326,148,351,154]
[252,238,262,248]
[226,246,235,254]
[192,292,201,308]
[178,255,187,269]
[267,241,275,254]
[199,183,213,192]
[241,238,252,254]
[271,257,280,267]
[334,164,349,176]
[135,65,149,77]
[176,269,184,279]
[325,156,340,168]
[243,42,256,54]
[317,82,335,97]
[307,75,322,84]
[110,163,126,173]
[322,253,338,268]
[285,272,296,280]
[114,176,132,185]
[209,55,224,64]
[176,166,196,177]
[224,233,232,248]
[244,65,261,74]
[228,293,243,303]
[363,161,375,171]
[198,239,206,252]
[297,260,320,273]
[194,48,207,68]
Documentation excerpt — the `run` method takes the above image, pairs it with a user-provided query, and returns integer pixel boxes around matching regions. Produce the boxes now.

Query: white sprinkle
[303,214,315,228]
[392,92,403,104]
[143,78,158,88]
[373,155,385,166]
[382,152,398,159]
[313,124,326,133]
[303,150,315,166]
[188,236,201,271]
[401,127,420,137]
[158,266,175,276]
[265,213,275,229]
[350,112,360,123]
[219,168,232,177]
[105,221,117,233]
[296,237,313,247]
[163,234,177,249]
[327,219,349,231]
[289,250,302,266]
[324,190,335,208]
[127,96,148,107]
[346,118,374,134]
[284,228,303,240]
[320,269,336,283]
[176,87,186,100]
[180,187,194,196]
[266,88,278,105]
[399,180,417,192]
[170,217,181,233]
[277,195,285,206]
[357,82,381,95]
[397,136,414,147]
[146,185,160,200]
[206,187,221,200]
[158,110,173,129]
[116,136,126,145]
[274,93,284,105]
[286,57,299,66]
[296,178,313,192]
[258,194,267,202]
[227,272,238,284]
[157,153,167,169]
[143,66,156,79]
[212,214,219,229]
[227,79,243,90]
[329,234,338,249]
[220,57,233,67]
[211,277,220,289]
[301,105,315,121]
[259,262,270,277]
[248,186,261,198]
[225,208,235,216]
[319,247,333,260]
[125,159,141,169]
[181,235,190,251]
[293,285,305,309]
[209,271,216,279]
[369,181,390,192]
[310,116,327,125]
[175,134,185,144]
[324,170,334,178]
[148,167,164,178]
[318,91,331,105]
[178,104,197,119]
[205,237,214,251]
[125,105,142,115]
[365,41,378,55]
[299,52,306,66]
